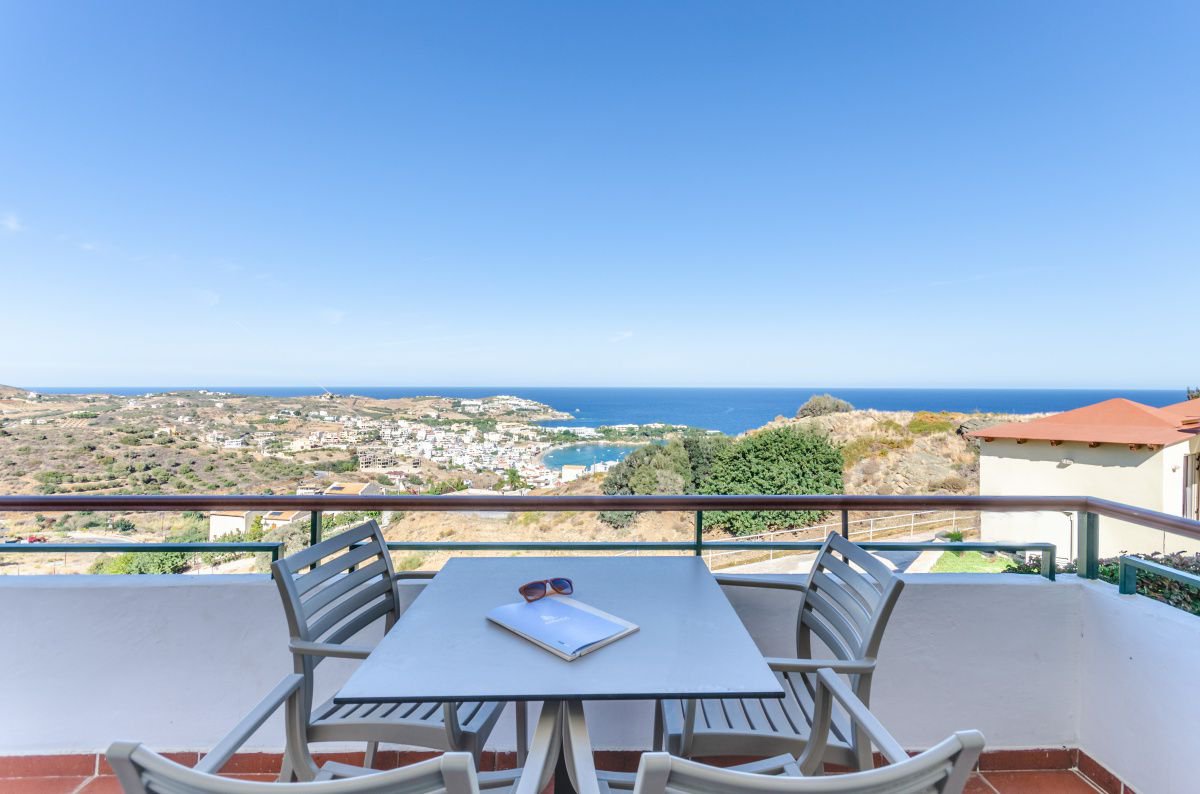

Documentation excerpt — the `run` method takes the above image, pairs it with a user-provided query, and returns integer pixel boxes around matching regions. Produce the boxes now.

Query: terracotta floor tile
[979,748,1074,772]
[965,772,1000,793]
[0,778,90,794]
[77,778,126,794]
[985,770,1101,793]
[0,756,96,778]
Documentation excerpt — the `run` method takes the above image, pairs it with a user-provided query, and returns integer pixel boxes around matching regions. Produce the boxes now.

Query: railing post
[840,510,849,540]
[1040,545,1056,581]
[1076,511,1099,579]
[694,511,704,557]
[1118,557,1137,594]
[309,511,323,571]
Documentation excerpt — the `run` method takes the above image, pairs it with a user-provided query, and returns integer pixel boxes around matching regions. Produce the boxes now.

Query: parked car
[25,535,48,543]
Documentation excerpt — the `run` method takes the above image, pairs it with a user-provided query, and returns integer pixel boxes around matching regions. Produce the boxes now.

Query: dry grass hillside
[763,409,1040,496]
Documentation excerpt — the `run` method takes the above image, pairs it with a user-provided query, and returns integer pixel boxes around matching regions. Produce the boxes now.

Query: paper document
[486,596,638,661]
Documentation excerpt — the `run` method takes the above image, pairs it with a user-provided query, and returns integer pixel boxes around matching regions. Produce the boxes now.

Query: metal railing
[0,542,284,562]
[1118,555,1200,595]
[1,494,1198,586]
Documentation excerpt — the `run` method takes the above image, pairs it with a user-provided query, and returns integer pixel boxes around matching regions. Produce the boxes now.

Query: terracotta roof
[968,398,1199,447]
[1157,399,1200,423]
[324,482,371,495]
[264,510,305,521]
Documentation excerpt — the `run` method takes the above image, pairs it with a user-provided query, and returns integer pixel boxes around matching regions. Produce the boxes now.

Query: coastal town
[0,386,652,501]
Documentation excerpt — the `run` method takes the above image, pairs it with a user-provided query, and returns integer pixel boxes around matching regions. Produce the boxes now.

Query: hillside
[762,408,1040,495]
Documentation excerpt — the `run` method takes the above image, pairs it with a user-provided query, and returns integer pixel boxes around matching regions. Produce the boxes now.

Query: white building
[971,398,1200,558]
[207,510,262,541]
[261,510,308,532]
[559,464,587,483]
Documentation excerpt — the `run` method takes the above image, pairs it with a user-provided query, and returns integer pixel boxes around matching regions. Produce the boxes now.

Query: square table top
[333,556,786,704]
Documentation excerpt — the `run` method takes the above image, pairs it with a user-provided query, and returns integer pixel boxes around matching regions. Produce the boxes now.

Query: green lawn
[930,550,1016,574]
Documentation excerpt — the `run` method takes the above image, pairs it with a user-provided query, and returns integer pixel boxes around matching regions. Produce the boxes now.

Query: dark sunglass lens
[520,582,547,600]
[551,577,573,594]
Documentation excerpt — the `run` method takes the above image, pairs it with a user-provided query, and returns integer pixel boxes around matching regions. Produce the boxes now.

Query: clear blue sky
[1,1,1195,388]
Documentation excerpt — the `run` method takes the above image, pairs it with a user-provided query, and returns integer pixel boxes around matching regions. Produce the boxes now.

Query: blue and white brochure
[486,596,638,661]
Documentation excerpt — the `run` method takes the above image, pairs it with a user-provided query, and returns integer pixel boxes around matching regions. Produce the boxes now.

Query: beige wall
[207,512,261,541]
[979,439,1199,558]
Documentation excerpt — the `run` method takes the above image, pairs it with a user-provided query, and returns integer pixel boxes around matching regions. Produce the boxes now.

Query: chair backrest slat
[302,558,391,620]
[280,520,382,574]
[802,589,863,659]
[798,533,904,663]
[272,519,399,657]
[323,594,395,647]
[808,570,872,633]
[814,555,883,612]
[824,532,894,584]
[293,542,387,596]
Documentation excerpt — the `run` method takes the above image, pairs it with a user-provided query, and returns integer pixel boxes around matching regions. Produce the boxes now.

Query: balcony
[0,494,1197,793]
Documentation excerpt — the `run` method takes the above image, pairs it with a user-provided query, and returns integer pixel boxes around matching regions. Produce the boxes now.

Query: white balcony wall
[0,573,1197,793]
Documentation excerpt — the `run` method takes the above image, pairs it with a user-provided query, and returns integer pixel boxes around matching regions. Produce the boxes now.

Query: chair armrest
[314,761,378,780]
[394,571,436,581]
[726,754,802,777]
[715,574,807,592]
[765,657,876,675]
[289,639,373,660]
[195,675,304,775]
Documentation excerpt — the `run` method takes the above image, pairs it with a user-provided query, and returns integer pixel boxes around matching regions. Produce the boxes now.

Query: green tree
[600,440,692,528]
[680,430,732,490]
[796,394,854,418]
[1188,386,1199,400]
[503,468,529,490]
[701,426,843,536]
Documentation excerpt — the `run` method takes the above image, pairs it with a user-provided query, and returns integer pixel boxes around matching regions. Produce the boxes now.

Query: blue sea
[541,443,645,470]
[29,386,1187,436]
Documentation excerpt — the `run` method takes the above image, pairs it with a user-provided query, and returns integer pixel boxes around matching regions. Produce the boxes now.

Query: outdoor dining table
[333,556,786,792]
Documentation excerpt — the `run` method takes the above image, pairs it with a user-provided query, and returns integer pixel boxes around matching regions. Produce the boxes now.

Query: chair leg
[516,701,529,765]
[652,700,663,752]
[364,740,379,769]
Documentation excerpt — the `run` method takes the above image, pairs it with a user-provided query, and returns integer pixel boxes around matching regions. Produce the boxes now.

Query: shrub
[930,474,970,492]
[600,440,693,528]
[701,426,843,536]
[796,394,854,418]
[907,411,954,434]
[89,550,190,574]
[1008,552,1200,616]
[841,435,912,467]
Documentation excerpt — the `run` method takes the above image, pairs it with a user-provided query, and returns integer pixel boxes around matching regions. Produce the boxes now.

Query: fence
[1,494,1198,588]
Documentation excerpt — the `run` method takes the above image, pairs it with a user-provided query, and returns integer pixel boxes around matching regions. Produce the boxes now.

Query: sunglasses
[519,577,574,602]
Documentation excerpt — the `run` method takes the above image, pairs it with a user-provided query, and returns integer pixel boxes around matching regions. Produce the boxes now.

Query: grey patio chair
[107,674,564,794]
[271,519,507,780]
[659,531,905,770]
[566,669,984,794]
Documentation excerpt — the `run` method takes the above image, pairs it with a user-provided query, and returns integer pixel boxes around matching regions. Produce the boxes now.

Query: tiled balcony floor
[0,755,1116,793]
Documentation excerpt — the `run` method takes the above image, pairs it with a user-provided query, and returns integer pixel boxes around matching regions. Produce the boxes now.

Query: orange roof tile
[968,398,1199,447]
[325,482,370,495]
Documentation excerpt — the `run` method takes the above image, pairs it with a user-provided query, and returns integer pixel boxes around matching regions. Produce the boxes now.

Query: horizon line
[17,384,1190,393]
